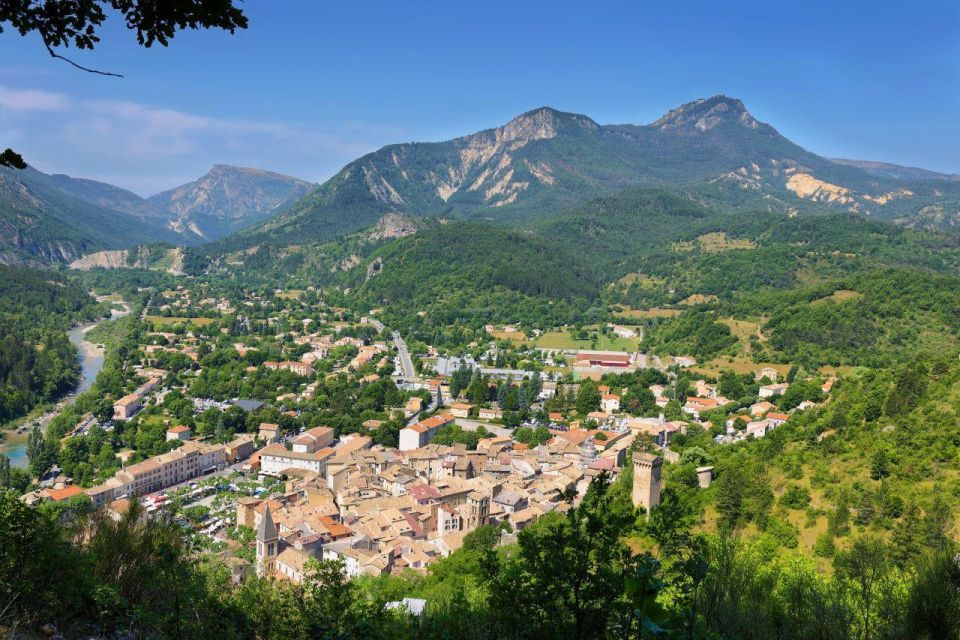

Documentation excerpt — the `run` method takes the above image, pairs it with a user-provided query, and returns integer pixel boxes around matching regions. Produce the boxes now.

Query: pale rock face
[363,166,405,206]
[68,247,184,275]
[786,173,855,205]
[69,250,130,270]
[389,107,590,206]
[863,189,914,205]
[367,213,419,241]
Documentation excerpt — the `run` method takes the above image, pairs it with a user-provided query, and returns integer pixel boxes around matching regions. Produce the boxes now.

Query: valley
[2,95,960,639]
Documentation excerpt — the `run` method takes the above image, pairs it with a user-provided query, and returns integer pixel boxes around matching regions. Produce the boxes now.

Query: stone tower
[255,504,279,578]
[632,452,663,518]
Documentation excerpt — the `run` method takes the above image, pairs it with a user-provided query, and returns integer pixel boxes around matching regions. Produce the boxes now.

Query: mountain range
[225,95,960,251]
[3,95,959,265]
[0,164,314,265]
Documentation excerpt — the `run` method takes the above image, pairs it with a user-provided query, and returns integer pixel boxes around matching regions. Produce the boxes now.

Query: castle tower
[632,452,663,518]
[579,437,596,469]
[255,504,279,578]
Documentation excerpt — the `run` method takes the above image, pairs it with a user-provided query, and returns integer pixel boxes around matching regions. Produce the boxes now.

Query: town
[22,283,833,585]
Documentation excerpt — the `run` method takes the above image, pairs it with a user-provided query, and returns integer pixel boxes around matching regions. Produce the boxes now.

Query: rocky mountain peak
[653,95,759,133]
[501,107,599,143]
[147,165,315,239]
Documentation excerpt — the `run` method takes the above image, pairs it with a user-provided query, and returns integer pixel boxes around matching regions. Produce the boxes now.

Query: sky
[0,0,957,195]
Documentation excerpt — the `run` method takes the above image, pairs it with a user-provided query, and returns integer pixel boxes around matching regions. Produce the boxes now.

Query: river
[0,301,130,469]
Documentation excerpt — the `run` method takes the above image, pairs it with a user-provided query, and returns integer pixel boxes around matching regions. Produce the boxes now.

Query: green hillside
[347,222,599,330]
[0,167,188,264]
[0,265,105,423]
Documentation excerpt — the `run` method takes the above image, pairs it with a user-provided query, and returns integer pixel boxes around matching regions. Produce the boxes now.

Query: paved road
[364,317,385,332]
[454,418,512,437]
[392,331,418,380]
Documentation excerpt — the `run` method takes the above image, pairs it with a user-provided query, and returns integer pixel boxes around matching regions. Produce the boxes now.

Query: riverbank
[0,299,130,468]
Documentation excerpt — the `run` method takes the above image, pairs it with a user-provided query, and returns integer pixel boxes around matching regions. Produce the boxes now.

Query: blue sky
[1,0,957,195]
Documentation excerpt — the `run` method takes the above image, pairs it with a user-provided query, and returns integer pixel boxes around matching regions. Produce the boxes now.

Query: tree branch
[44,43,123,78]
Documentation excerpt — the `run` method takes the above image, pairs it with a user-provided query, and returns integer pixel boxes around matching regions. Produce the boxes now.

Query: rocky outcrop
[69,246,185,275]
[653,95,759,133]
[69,250,130,270]
[367,213,420,242]
[365,256,383,281]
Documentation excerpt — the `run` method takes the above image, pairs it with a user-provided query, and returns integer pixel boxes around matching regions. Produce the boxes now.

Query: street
[392,330,418,380]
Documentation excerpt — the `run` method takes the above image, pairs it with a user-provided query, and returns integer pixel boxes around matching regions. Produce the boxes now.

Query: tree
[302,558,358,637]
[904,551,960,640]
[576,379,601,415]
[27,428,57,478]
[833,536,892,640]
[870,447,891,480]
[622,384,656,416]
[485,474,637,639]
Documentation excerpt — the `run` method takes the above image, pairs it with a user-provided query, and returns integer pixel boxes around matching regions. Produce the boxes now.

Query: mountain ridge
[224,95,960,252]
[147,164,316,239]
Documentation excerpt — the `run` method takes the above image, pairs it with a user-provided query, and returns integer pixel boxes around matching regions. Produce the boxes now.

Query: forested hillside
[348,222,599,325]
[0,266,104,423]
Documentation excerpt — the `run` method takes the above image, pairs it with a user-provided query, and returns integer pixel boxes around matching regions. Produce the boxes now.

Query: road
[392,331,418,380]
[454,418,512,437]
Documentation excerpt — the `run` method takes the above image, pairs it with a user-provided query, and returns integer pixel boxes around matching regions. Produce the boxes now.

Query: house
[399,413,455,451]
[165,425,192,442]
[746,419,775,438]
[85,441,226,507]
[539,381,557,399]
[46,485,84,502]
[766,412,789,427]
[258,423,281,443]
[276,547,311,584]
[478,407,503,420]
[450,403,473,418]
[682,397,719,419]
[264,361,314,377]
[436,503,462,536]
[260,444,334,475]
[610,324,637,339]
[749,401,775,416]
[759,383,789,399]
[693,380,716,398]
[113,393,142,420]
[291,426,334,453]
[492,490,527,515]
[755,367,779,382]
[601,394,621,414]
[224,434,257,463]
[404,396,423,418]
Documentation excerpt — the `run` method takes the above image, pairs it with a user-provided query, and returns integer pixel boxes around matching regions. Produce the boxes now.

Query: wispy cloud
[0,86,401,195]
[0,85,70,111]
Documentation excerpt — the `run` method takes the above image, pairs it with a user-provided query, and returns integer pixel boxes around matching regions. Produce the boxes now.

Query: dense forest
[0,266,104,423]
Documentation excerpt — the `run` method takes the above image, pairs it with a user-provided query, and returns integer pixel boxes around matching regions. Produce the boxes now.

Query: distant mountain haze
[147,164,316,239]
[0,164,314,264]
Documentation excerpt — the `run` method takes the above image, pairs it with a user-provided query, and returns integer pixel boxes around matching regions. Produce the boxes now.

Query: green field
[536,328,640,351]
